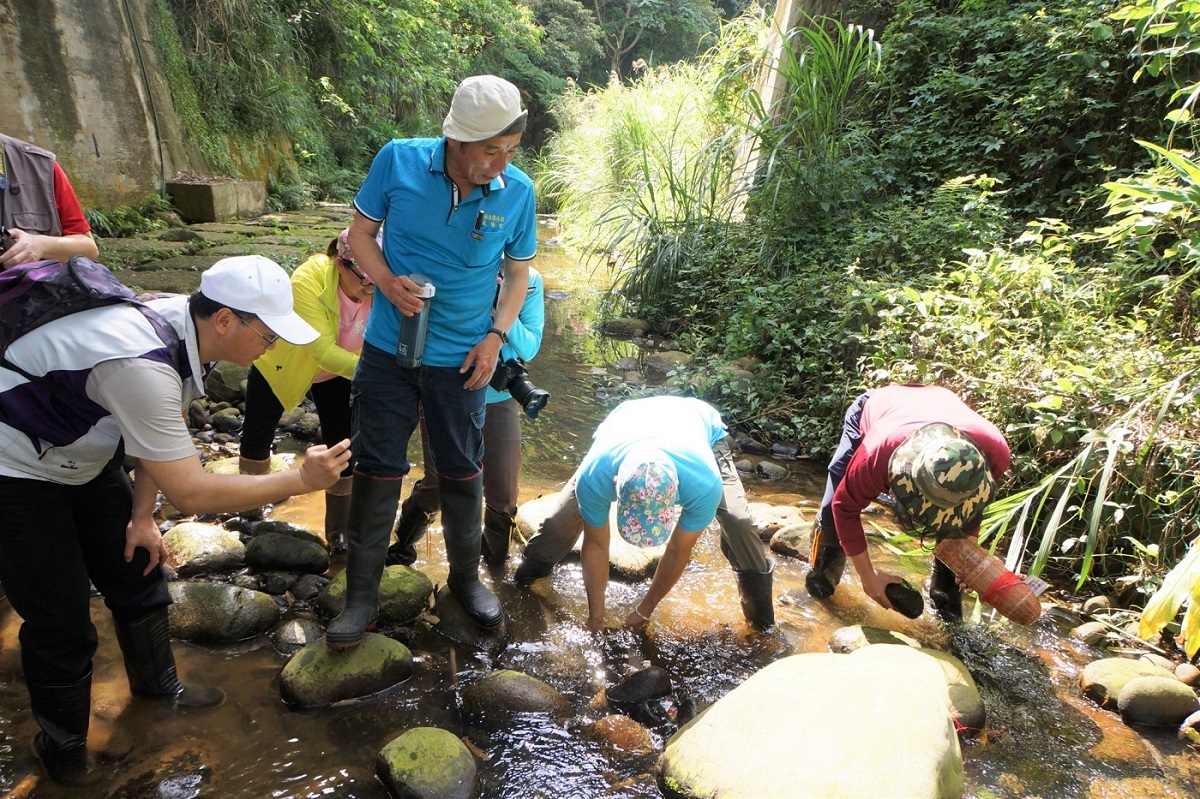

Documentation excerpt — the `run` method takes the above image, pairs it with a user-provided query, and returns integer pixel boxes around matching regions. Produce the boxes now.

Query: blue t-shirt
[354,138,538,367]
[575,396,728,532]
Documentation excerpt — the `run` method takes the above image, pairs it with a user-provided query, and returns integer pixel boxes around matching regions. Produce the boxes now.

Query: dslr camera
[0,227,12,255]
[490,358,550,419]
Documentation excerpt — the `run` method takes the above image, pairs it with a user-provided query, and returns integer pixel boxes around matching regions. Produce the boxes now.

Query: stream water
[0,225,1196,798]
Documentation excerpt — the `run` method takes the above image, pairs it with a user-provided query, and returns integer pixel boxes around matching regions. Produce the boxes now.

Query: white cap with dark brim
[199,255,319,345]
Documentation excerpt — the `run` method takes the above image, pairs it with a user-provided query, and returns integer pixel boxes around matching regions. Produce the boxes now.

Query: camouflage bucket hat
[887,423,995,535]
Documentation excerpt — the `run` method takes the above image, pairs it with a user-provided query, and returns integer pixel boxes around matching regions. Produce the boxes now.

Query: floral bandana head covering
[888,423,996,536]
[615,446,679,547]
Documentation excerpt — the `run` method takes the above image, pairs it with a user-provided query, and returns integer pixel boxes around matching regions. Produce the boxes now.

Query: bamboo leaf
[1138,537,1200,641]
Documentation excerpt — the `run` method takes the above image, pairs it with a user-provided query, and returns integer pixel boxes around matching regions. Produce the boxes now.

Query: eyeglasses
[341,258,373,287]
[234,312,280,347]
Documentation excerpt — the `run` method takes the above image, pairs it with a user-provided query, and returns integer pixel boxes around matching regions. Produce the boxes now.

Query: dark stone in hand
[885,580,924,619]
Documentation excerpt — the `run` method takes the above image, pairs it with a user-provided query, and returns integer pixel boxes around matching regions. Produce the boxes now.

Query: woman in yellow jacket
[238,228,375,551]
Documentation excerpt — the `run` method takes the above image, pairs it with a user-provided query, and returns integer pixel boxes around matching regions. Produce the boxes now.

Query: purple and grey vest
[0,296,198,484]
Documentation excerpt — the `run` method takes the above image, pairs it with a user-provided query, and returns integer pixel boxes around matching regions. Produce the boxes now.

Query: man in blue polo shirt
[328,75,536,647]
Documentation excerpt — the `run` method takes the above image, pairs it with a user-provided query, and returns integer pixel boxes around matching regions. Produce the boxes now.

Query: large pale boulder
[851,645,986,736]
[661,650,963,798]
[1117,675,1199,727]
[1080,657,1177,710]
[204,454,289,475]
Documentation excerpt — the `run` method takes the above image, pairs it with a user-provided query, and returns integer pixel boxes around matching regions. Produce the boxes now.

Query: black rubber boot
[734,562,775,630]
[113,608,225,707]
[28,670,101,787]
[327,475,402,649]
[481,506,514,566]
[805,518,847,599]
[441,475,503,629]
[930,557,963,623]
[385,493,434,567]
[324,476,353,555]
[514,553,555,584]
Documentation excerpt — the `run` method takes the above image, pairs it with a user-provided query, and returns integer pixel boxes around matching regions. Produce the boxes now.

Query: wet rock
[461,669,570,733]
[1082,595,1113,614]
[187,399,210,430]
[318,564,432,627]
[278,406,308,430]
[105,741,215,798]
[211,406,243,433]
[661,650,963,798]
[376,727,479,799]
[589,714,656,756]
[163,521,245,576]
[204,361,249,403]
[734,458,753,474]
[642,350,693,378]
[292,411,321,440]
[168,581,283,642]
[829,625,922,654]
[608,666,672,706]
[271,617,325,655]
[1117,675,1199,727]
[770,442,801,460]
[769,522,812,561]
[756,461,788,481]
[433,584,508,648]
[732,430,769,455]
[601,318,649,337]
[252,519,324,545]
[234,570,297,595]
[1175,662,1200,686]
[1080,657,1178,710]
[290,573,328,603]
[1180,708,1200,740]
[1040,605,1086,629]
[747,502,805,540]
[1071,621,1109,646]
[280,633,413,707]
[245,531,329,574]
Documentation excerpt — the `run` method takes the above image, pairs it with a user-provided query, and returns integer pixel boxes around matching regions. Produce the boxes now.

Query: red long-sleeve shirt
[832,385,1011,556]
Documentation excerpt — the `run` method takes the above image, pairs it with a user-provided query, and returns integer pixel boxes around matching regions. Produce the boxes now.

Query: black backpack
[0,256,181,398]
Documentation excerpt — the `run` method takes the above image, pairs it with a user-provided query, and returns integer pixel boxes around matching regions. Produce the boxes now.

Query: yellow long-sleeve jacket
[255,253,365,410]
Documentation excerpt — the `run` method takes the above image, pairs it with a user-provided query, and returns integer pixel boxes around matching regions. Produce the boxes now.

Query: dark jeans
[0,460,169,685]
[409,397,523,517]
[351,342,486,481]
[817,390,873,548]
[241,366,354,476]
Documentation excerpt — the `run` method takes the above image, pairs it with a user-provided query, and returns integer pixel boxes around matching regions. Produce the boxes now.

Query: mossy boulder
[376,727,479,799]
[317,565,432,626]
[280,633,413,707]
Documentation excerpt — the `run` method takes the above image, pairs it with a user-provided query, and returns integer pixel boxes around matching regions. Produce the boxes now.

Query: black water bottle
[396,274,435,368]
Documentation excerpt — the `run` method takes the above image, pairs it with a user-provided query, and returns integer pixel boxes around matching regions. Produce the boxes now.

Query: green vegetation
[539,0,1200,642]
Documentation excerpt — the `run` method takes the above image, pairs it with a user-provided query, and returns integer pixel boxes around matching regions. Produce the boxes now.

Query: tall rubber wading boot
[28,670,101,787]
[326,475,402,649]
[930,556,963,623]
[734,561,775,630]
[114,608,225,707]
[805,518,847,599]
[481,506,514,566]
[441,475,503,629]
[237,454,271,475]
[514,552,555,584]
[385,493,434,566]
[324,476,353,554]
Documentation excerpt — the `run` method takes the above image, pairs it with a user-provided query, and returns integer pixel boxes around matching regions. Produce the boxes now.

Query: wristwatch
[487,326,508,344]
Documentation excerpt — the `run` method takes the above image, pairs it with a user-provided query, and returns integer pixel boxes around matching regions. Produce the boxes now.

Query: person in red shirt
[0,133,98,267]
[806,384,1011,621]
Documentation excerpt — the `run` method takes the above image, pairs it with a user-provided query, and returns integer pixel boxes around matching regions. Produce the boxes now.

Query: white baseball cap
[442,75,527,142]
[199,255,319,345]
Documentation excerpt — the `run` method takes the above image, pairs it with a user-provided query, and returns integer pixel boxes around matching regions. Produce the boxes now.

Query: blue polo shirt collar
[430,137,508,198]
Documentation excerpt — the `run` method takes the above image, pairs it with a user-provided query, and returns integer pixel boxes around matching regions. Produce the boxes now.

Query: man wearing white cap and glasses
[0,254,352,786]
[805,383,1011,622]
[331,75,537,646]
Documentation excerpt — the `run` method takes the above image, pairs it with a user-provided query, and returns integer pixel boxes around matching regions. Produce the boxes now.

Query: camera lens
[510,378,550,419]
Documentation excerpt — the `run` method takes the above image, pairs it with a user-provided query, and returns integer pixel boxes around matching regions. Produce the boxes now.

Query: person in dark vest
[805,384,1011,621]
[0,132,98,267]
[0,255,352,786]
